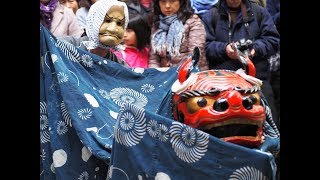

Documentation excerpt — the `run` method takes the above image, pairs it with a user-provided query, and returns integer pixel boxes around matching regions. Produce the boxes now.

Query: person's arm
[65,6,84,38]
[76,8,88,29]
[186,15,209,71]
[168,15,209,70]
[201,8,229,65]
[252,7,280,59]
[266,0,280,32]
[58,35,88,49]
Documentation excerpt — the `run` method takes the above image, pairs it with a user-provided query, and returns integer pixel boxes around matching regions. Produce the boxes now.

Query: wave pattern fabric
[40,24,279,180]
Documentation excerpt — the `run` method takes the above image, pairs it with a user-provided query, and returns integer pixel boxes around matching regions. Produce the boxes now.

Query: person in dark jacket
[266,0,279,34]
[266,0,280,129]
[201,0,280,127]
[125,0,153,26]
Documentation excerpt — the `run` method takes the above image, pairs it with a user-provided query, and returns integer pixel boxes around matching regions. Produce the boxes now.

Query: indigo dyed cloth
[40,24,279,180]
[110,102,279,179]
[40,24,177,179]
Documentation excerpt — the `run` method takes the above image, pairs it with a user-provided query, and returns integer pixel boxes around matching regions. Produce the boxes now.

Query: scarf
[40,0,58,29]
[151,14,184,58]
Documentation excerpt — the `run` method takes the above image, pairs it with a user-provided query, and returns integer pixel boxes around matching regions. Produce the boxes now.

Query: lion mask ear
[178,47,200,83]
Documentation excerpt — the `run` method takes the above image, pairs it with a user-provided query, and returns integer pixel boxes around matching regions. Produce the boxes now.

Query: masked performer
[60,0,129,65]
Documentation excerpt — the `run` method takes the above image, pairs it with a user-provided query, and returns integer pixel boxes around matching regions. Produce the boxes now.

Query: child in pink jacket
[113,15,151,68]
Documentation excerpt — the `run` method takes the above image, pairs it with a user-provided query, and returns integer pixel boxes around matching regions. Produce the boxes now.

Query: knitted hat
[83,0,129,50]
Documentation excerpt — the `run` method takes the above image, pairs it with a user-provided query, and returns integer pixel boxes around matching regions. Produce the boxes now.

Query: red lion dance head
[171,47,265,148]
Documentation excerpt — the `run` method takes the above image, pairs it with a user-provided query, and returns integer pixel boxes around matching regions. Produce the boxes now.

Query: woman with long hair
[148,0,208,71]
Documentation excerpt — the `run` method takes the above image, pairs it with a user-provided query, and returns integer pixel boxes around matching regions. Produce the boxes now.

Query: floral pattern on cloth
[40,24,279,180]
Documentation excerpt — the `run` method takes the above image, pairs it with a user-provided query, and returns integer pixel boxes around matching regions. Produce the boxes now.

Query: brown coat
[148,14,208,71]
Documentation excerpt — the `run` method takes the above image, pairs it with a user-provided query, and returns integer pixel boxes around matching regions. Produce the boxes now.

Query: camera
[234,39,253,57]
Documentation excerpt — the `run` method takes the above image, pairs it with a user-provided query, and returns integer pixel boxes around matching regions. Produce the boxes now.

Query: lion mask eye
[246,93,261,105]
[185,96,216,114]
[197,97,207,107]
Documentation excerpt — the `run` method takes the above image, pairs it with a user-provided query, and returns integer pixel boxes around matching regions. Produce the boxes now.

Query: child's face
[99,5,125,47]
[123,29,137,47]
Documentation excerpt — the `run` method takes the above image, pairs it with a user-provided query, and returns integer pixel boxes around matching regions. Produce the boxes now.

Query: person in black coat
[202,0,280,127]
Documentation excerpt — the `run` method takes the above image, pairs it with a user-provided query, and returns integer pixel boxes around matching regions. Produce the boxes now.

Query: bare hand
[226,44,238,59]
[250,48,255,57]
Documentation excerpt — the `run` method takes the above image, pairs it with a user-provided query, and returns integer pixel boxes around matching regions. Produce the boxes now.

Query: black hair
[125,0,139,4]
[151,0,194,29]
[127,15,151,50]
[78,0,93,9]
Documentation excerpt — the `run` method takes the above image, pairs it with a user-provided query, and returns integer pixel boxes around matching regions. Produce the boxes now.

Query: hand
[226,44,238,60]
[250,48,255,57]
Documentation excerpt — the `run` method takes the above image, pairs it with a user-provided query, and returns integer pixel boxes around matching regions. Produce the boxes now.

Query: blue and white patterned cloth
[40,24,279,180]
